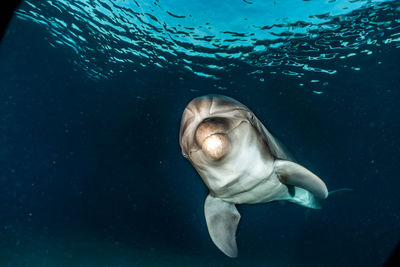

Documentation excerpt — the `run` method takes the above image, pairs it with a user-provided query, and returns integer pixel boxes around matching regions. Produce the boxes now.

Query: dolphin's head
[179,95,254,161]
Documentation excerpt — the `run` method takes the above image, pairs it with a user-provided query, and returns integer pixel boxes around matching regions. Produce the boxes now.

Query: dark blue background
[0,12,400,266]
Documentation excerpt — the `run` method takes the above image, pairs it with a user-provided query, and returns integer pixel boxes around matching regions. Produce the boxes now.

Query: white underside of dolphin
[179,95,329,258]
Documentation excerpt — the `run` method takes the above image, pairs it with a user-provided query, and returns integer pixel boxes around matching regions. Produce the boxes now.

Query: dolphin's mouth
[194,118,230,160]
[201,133,229,160]
[193,117,247,160]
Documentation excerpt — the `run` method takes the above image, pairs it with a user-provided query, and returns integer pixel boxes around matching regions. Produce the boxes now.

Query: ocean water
[0,0,400,266]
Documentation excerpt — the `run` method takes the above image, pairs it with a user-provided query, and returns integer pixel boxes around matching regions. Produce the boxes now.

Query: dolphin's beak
[195,119,230,160]
[201,133,229,160]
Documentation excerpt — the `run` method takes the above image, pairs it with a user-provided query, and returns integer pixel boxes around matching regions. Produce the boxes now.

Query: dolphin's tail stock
[287,186,322,209]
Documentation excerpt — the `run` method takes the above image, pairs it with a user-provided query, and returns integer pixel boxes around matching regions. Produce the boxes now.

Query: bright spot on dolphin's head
[194,117,231,160]
[201,133,229,160]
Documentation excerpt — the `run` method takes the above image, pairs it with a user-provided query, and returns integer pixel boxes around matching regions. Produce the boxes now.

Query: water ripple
[15,0,400,81]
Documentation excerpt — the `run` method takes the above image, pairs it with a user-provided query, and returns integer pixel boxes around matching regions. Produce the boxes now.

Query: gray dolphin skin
[179,95,328,258]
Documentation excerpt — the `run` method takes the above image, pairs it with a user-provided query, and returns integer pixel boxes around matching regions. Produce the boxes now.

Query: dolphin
[179,95,328,258]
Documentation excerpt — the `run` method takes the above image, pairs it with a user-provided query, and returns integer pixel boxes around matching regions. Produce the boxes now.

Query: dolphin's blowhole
[201,133,229,160]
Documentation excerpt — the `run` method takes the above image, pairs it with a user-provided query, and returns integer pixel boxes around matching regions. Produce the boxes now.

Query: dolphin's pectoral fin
[204,194,241,258]
[274,159,328,199]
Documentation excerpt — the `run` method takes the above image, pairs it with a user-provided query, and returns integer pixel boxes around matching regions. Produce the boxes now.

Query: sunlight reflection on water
[16,0,400,81]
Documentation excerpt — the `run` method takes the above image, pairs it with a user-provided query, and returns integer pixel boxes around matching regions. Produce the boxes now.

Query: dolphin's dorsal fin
[274,159,328,199]
[204,195,241,258]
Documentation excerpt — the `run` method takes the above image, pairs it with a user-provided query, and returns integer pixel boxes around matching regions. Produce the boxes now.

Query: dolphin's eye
[249,114,255,122]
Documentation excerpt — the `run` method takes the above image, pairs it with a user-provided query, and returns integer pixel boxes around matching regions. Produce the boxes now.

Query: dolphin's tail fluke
[328,188,354,196]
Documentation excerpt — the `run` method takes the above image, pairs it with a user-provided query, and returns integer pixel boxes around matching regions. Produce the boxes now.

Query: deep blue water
[1,0,400,266]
